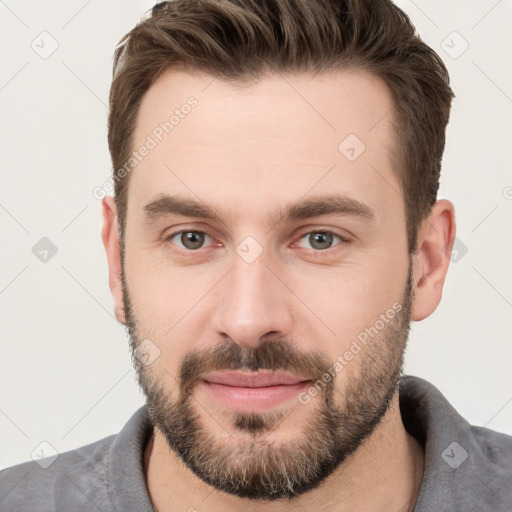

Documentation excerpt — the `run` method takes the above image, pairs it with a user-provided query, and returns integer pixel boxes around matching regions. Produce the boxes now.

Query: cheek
[125,254,219,361]
[284,254,408,361]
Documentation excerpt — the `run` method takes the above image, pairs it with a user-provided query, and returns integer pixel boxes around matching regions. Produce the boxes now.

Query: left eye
[168,230,213,250]
[297,231,344,251]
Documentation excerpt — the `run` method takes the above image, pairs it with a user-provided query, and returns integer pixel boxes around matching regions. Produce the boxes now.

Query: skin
[101,68,455,511]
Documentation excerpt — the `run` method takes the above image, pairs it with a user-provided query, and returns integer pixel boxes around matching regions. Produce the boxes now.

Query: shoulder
[471,423,512,461]
[399,375,512,510]
[467,424,512,497]
[0,434,116,512]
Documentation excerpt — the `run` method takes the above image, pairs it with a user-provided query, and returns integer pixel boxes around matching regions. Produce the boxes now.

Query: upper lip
[202,371,310,388]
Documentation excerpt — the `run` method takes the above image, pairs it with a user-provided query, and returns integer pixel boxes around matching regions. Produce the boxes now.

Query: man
[1,0,511,510]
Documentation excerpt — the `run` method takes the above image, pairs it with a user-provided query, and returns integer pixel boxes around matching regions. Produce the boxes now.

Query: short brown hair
[108,0,453,254]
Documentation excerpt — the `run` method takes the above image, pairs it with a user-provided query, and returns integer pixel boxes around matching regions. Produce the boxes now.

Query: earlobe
[101,196,126,325]
[410,200,456,321]
[115,305,126,325]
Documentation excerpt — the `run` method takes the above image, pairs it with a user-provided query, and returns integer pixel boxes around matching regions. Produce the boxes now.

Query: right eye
[166,230,214,251]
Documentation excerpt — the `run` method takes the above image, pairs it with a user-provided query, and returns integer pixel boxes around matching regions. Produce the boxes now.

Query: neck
[144,394,424,512]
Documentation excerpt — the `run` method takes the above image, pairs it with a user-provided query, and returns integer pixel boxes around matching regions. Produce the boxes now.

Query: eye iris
[181,231,204,249]
[309,232,333,250]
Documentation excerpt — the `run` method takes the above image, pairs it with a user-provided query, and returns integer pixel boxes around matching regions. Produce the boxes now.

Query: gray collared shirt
[1,375,511,511]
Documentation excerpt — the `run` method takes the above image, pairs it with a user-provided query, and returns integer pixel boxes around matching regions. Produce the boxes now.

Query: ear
[101,196,126,325]
[411,199,456,321]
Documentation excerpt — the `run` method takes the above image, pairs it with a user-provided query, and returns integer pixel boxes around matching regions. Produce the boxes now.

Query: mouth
[200,370,312,411]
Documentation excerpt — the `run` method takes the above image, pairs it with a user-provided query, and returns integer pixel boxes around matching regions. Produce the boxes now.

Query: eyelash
[164,228,349,255]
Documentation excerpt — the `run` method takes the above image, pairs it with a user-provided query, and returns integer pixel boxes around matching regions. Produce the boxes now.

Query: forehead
[128,68,400,224]
[135,67,395,148]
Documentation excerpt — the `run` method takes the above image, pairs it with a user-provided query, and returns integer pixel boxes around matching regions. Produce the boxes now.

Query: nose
[210,250,294,349]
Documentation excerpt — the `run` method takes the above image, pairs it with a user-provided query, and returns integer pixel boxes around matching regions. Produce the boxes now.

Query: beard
[121,259,414,501]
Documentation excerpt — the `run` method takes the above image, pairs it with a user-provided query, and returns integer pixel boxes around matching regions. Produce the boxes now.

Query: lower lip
[201,380,311,411]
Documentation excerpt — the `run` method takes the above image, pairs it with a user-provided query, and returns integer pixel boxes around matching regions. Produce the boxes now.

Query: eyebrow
[142,193,375,226]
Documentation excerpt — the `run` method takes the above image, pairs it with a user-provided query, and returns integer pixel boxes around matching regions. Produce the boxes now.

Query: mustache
[178,340,332,400]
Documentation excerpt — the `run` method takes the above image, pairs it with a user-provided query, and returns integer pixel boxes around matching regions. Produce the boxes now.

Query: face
[121,69,414,499]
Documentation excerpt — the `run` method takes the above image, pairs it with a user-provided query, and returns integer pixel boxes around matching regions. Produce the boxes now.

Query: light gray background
[1,0,511,469]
